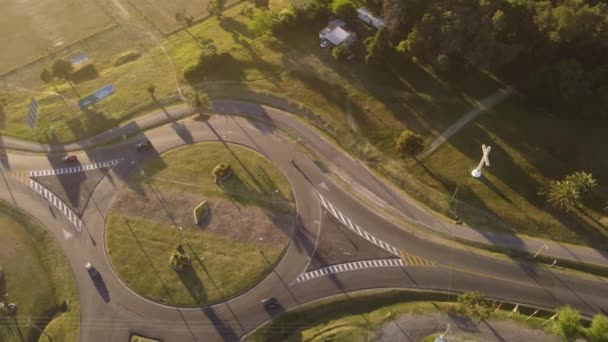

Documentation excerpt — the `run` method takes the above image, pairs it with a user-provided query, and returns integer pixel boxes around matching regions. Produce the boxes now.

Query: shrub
[113,51,141,66]
[395,130,424,157]
[212,163,232,179]
[365,27,390,65]
[553,306,582,340]
[249,9,278,36]
[275,7,296,30]
[169,250,190,271]
[588,315,608,342]
[456,291,493,321]
[332,45,349,61]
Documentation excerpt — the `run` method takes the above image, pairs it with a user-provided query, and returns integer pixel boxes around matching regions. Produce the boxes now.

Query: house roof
[322,26,352,46]
[357,7,385,29]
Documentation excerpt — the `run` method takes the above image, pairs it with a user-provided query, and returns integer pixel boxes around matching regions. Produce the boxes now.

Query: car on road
[135,140,153,151]
[85,262,99,277]
[261,297,279,310]
[63,155,78,163]
[320,40,330,48]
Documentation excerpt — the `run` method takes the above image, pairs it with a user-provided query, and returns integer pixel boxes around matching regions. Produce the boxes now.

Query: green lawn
[106,142,294,305]
[0,201,80,342]
[247,290,550,342]
[406,98,608,246]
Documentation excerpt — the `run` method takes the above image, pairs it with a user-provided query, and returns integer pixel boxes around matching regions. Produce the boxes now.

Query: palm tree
[545,180,580,212]
[565,171,597,194]
[185,90,211,119]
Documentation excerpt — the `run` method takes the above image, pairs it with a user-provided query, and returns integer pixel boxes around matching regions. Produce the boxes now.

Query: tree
[208,0,226,19]
[185,90,211,119]
[51,59,80,98]
[248,9,277,36]
[40,68,59,93]
[565,171,597,194]
[331,0,357,20]
[542,180,580,212]
[395,130,424,157]
[456,291,493,321]
[175,12,194,27]
[553,306,582,340]
[332,45,349,61]
[588,314,608,342]
[146,82,156,99]
[365,26,390,64]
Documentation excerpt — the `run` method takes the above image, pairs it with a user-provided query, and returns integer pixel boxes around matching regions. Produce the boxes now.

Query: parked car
[85,263,99,277]
[135,140,153,151]
[320,40,330,48]
[63,155,78,163]
[261,297,279,310]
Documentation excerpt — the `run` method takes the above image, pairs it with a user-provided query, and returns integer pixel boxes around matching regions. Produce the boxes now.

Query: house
[357,8,385,30]
[319,19,357,47]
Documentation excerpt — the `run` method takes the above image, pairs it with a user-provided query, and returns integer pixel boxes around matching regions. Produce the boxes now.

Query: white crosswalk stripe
[318,193,400,257]
[28,178,82,232]
[295,258,405,283]
[28,159,122,177]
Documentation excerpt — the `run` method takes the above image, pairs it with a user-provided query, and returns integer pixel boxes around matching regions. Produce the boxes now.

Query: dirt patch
[113,184,294,247]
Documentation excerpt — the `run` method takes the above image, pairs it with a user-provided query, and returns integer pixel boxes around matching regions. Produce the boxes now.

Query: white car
[320,40,330,48]
[85,263,99,277]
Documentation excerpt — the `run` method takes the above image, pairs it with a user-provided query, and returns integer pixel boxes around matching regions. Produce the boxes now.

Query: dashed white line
[295,258,405,283]
[28,159,122,177]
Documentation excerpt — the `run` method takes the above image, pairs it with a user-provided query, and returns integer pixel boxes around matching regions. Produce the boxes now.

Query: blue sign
[79,84,115,109]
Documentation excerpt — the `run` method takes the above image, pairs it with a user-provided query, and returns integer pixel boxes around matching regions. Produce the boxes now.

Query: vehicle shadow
[92,274,111,303]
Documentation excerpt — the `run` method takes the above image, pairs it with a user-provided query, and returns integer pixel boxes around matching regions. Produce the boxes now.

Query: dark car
[85,262,99,278]
[63,155,78,163]
[261,297,279,310]
[135,140,153,151]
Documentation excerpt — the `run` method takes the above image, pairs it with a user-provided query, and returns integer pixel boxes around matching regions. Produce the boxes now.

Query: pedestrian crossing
[28,178,82,232]
[318,193,400,257]
[295,258,405,283]
[29,159,121,177]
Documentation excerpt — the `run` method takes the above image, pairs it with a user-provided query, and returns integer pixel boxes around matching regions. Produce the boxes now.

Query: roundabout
[105,142,295,305]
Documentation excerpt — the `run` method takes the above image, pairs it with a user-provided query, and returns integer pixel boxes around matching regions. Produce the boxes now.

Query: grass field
[0,0,112,73]
[106,143,295,305]
[247,290,552,341]
[0,200,79,342]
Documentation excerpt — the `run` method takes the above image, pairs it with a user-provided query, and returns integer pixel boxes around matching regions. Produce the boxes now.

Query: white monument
[471,144,491,178]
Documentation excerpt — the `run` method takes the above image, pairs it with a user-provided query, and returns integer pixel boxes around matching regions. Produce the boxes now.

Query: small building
[319,19,357,47]
[357,8,385,30]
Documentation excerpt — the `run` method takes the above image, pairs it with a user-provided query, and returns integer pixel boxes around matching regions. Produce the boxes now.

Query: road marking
[28,159,122,177]
[400,250,436,267]
[318,193,400,257]
[63,229,73,240]
[28,178,82,232]
[295,258,406,283]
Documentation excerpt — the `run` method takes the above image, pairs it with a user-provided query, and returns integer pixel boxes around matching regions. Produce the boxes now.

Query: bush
[113,51,141,66]
[395,130,424,157]
[332,45,349,61]
[553,306,582,340]
[249,9,278,36]
[169,250,190,271]
[212,163,232,179]
[588,315,608,342]
[276,7,296,30]
[456,291,493,321]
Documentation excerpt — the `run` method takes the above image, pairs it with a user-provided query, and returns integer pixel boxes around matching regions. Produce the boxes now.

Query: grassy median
[106,142,294,305]
[0,200,80,342]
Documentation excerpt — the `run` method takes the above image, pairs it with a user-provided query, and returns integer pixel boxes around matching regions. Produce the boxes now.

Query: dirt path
[376,312,558,342]
[420,87,513,159]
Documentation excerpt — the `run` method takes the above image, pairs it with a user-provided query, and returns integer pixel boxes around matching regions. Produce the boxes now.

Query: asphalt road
[1,109,607,342]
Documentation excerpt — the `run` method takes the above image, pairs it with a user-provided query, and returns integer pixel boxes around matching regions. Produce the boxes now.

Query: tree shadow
[176,265,208,304]
[71,64,100,84]
[219,16,254,39]
[201,306,239,342]
[171,122,194,144]
[212,100,276,135]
